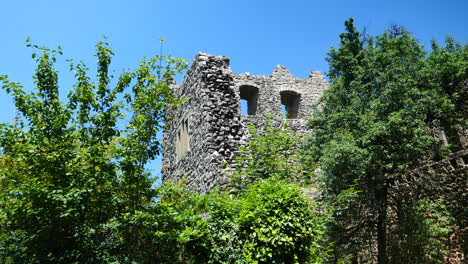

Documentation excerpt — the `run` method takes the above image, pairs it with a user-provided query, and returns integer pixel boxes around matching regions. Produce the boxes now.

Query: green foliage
[104,181,210,264]
[178,179,330,264]
[424,37,467,126]
[198,190,245,264]
[310,21,436,262]
[214,118,333,263]
[101,178,329,264]
[230,117,315,190]
[388,199,453,264]
[313,19,434,190]
[0,39,187,263]
[236,179,328,264]
[422,37,468,154]
[308,18,466,262]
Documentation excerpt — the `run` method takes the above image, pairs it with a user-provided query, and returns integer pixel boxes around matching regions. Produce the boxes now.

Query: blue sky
[1,0,467,177]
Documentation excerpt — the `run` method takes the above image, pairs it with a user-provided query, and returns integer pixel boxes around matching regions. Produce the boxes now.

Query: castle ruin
[162,52,328,192]
[161,52,467,262]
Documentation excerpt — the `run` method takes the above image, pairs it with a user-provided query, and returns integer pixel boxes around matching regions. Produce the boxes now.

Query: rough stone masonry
[162,52,328,193]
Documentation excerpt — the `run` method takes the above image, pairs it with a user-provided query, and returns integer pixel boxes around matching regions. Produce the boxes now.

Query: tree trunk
[376,185,388,264]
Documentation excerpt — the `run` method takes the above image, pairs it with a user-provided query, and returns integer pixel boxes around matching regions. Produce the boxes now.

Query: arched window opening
[176,119,189,161]
[280,91,300,119]
[239,85,259,115]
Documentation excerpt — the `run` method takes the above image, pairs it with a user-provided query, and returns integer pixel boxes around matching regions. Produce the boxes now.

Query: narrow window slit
[176,119,189,161]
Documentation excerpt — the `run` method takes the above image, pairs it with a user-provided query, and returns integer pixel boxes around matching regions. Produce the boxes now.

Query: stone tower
[162,53,328,192]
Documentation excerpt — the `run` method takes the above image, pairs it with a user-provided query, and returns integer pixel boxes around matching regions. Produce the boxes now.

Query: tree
[0,38,187,263]
[308,19,456,263]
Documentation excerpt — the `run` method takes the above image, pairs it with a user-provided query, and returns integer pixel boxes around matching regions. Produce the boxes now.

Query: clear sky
[1,0,467,178]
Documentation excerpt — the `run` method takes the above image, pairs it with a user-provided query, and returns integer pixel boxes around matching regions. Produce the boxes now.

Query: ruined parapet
[233,66,326,120]
[162,52,328,193]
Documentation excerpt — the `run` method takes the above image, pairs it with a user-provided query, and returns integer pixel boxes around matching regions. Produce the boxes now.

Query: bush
[237,179,328,264]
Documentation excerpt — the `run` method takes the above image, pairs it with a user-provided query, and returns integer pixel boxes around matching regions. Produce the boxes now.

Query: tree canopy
[0,39,188,263]
[308,18,466,264]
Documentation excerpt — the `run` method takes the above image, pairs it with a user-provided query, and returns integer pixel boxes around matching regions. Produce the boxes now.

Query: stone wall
[162,52,328,193]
